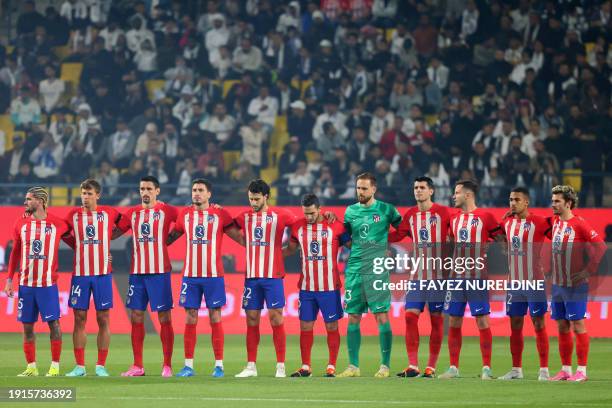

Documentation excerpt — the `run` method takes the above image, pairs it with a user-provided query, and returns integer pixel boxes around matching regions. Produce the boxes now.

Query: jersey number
[71,285,81,297]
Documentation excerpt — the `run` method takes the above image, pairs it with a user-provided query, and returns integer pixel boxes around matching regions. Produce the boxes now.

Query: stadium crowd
[0,0,610,207]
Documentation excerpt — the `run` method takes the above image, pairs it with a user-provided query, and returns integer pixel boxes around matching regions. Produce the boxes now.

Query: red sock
[510,328,523,367]
[272,323,286,363]
[184,323,197,359]
[326,329,340,367]
[131,322,145,367]
[427,314,443,368]
[575,332,589,366]
[448,327,462,367]
[210,321,224,360]
[246,325,260,362]
[535,327,549,368]
[404,311,419,367]
[74,347,85,366]
[23,340,35,364]
[479,327,492,367]
[50,339,62,363]
[97,349,108,366]
[300,330,314,367]
[558,331,573,366]
[160,321,174,367]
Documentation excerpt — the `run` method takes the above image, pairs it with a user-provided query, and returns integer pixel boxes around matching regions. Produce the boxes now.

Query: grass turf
[0,333,611,408]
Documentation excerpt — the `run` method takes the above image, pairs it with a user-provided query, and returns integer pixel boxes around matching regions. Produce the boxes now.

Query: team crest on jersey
[254,226,264,241]
[243,298,248,307]
[126,296,131,305]
[372,214,381,222]
[523,222,531,231]
[512,236,521,249]
[45,226,53,235]
[470,218,479,226]
[180,295,186,304]
[195,225,206,238]
[419,228,429,241]
[97,214,105,222]
[86,224,96,238]
[153,212,161,220]
[265,215,274,224]
[207,215,215,223]
[564,227,573,236]
[429,217,438,226]
[310,241,320,255]
[321,230,328,239]
[459,228,469,242]
[17,310,22,319]
[141,223,151,236]
[31,240,42,254]
[71,297,77,305]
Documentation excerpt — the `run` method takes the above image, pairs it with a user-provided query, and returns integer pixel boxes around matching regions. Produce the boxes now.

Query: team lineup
[2,174,606,382]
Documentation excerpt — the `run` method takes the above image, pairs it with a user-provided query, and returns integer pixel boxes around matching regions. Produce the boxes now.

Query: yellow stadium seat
[260,167,279,184]
[51,114,75,123]
[291,79,312,98]
[0,114,15,150]
[60,63,83,97]
[51,186,69,206]
[584,42,595,54]
[71,187,82,205]
[275,115,287,132]
[145,79,166,101]
[425,114,438,126]
[268,187,278,206]
[222,150,241,171]
[53,45,72,61]
[562,169,582,193]
[222,80,240,98]
[305,150,319,162]
[385,28,397,42]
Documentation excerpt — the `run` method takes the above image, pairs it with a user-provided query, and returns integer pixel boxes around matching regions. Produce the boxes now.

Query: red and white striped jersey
[290,218,344,291]
[235,207,297,279]
[450,208,502,279]
[66,206,120,276]
[388,203,453,280]
[8,214,69,287]
[174,206,234,278]
[503,214,551,282]
[550,216,606,287]
[117,202,178,274]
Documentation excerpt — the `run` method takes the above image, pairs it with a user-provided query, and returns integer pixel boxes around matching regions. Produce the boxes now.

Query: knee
[348,314,361,325]
[158,311,172,324]
[325,321,338,331]
[96,312,109,328]
[269,310,283,326]
[131,310,145,324]
[475,315,489,330]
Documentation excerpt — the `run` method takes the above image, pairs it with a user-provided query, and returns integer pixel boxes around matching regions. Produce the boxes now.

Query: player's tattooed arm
[282,240,299,257]
[166,229,183,245]
[225,225,246,246]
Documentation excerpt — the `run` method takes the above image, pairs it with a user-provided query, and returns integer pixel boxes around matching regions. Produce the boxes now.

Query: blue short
[69,274,114,311]
[405,280,445,312]
[299,290,343,322]
[17,285,61,323]
[443,279,490,317]
[505,289,548,317]
[126,273,173,312]
[242,278,285,310]
[551,284,588,321]
[179,277,226,309]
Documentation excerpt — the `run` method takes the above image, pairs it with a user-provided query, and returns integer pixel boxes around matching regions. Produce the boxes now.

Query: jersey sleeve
[388,204,402,228]
[108,207,121,225]
[580,220,606,275]
[343,207,352,236]
[219,208,234,230]
[289,223,299,243]
[174,209,185,234]
[234,211,246,231]
[388,212,411,243]
[283,209,298,228]
[64,209,75,230]
[166,204,178,223]
[7,221,22,279]
[116,208,133,232]
[486,213,502,240]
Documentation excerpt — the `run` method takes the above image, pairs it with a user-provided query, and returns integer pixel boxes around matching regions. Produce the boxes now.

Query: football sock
[50,339,62,365]
[558,330,573,367]
[300,329,313,367]
[535,326,549,368]
[378,321,392,367]
[131,322,145,367]
[428,314,443,369]
[97,349,108,367]
[160,321,174,367]
[23,340,35,364]
[246,325,260,363]
[479,327,492,367]
[210,321,224,361]
[404,311,419,368]
[510,328,523,368]
[575,332,589,367]
[184,323,197,360]
[347,323,361,367]
[326,328,340,367]
[448,326,462,368]
[271,323,286,363]
[74,347,85,367]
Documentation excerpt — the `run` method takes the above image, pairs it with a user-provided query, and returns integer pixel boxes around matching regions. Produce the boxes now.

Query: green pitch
[0,333,611,408]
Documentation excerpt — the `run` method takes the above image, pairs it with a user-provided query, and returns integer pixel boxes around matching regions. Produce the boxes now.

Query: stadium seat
[0,114,14,149]
[305,150,319,162]
[584,42,595,54]
[425,114,438,126]
[260,167,279,184]
[222,80,240,98]
[291,79,313,98]
[60,63,83,96]
[145,79,166,101]
[275,115,287,132]
[222,150,241,171]
[51,186,69,206]
[562,169,582,192]
[385,28,397,42]
[268,187,278,205]
[52,45,71,61]
[71,186,82,205]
